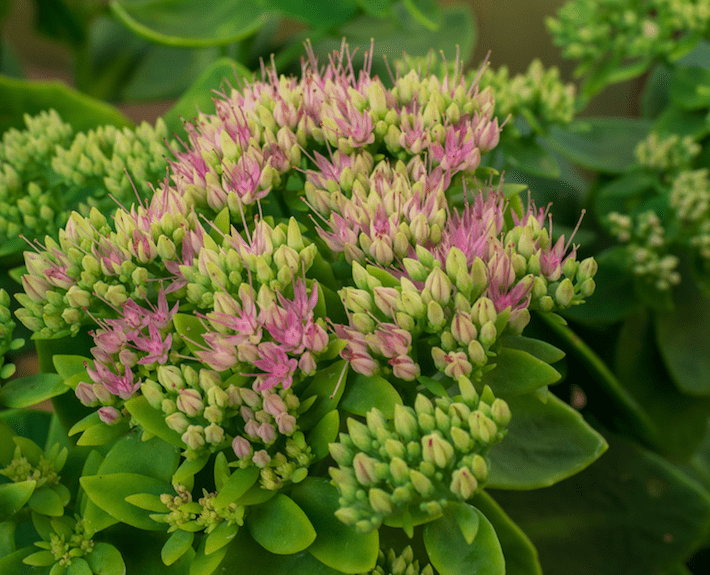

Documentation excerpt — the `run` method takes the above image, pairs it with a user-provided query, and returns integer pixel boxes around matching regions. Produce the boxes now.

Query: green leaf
[354,0,391,16]
[617,310,710,458]
[80,473,171,530]
[234,482,276,507]
[0,75,132,134]
[172,314,208,357]
[306,410,340,462]
[472,491,542,575]
[125,493,168,512]
[402,0,441,30]
[499,336,565,364]
[480,347,561,397]
[487,392,607,489]
[162,530,194,566]
[313,4,477,84]
[670,66,710,110]
[66,557,92,575]
[0,547,44,575]
[190,534,229,575]
[213,467,260,511]
[76,420,130,446]
[109,0,267,48]
[501,138,561,179]
[0,373,67,408]
[656,277,710,395]
[260,0,357,27]
[204,521,238,555]
[32,0,85,46]
[173,452,210,486]
[68,412,102,437]
[222,526,342,575]
[451,501,479,545]
[547,118,652,174]
[28,485,65,516]
[290,478,378,573]
[490,434,710,575]
[0,521,16,559]
[417,375,448,397]
[424,504,505,575]
[653,106,710,139]
[162,57,252,137]
[97,430,180,483]
[22,550,55,567]
[84,542,126,575]
[298,360,348,430]
[339,372,402,418]
[52,355,91,380]
[113,530,194,575]
[0,480,36,521]
[124,396,184,447]
[246,494,316,555]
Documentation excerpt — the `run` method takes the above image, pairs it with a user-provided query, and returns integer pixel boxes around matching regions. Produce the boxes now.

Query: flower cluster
[23,516,96,570]
[336,187,596,386]
[0,288,23,380]
[547,0,710,77]
[0,109,171,261]
[635,132,701,173]
[329,377,508,533]
[362,546,434,575]
[477,59,576,137]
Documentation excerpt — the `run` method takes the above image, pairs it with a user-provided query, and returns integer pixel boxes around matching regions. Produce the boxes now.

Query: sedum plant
[0,41,609,575]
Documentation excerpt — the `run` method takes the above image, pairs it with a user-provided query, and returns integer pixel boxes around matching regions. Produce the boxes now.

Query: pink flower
[251,343,298,390]
[134,323,172,365]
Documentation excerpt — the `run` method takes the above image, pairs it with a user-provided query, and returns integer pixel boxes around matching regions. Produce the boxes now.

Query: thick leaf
[172,314,208,357]
[472,491,542,575]
[68,412,102,437]
[212,467,260,511]
[112,529,194,575]
[0,547,45,575]
[424,504,505,575]
[220,528,342,575]
[0,480,36,521]
[204,521,239,555]
[76,420,130,446]
[162,530,194,566]
[0,75,131,134]
[290,478,378,573]
[246,494,316,555]
[656,277,710,395]
[339,372,402,417]
[402,0,441,30]
[617,310,710,458]
[162,57,252,137]
[97,430,180,483]
[306,410,340,462]
[28,485,64,516]
[670,66,710,110]
[499,336,565,365]
[653,106,710,139]
[173,453,210,486]
[490,434,710,575]
[84,543,126,575]
[0,373,67,408]
[109,0,266,48]
[487,392,607,489]
[80,473,171,530]
[0,520,16,559]
[313,4,477,84]
[480,347,561,397]
[260,0,357,27]
[298,360,348,430]
[547,118,652,174]
[124,396,184,447]
[501,138,561,179]
[190,536,228,575]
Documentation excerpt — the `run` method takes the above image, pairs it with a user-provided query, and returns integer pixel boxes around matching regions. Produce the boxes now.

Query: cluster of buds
[150,483,245,534]
[0,109,170,260]
[608,210,681,291]
[23,516,95,570]
[337,186,596,385]
[635,132,701,174]
[672,170,710,276]
[0,440,66,489]
[477,59,577,137]
[329,377,508,533]
[0,288,23,380]
[547,0,710,76]
[366,545,434,575]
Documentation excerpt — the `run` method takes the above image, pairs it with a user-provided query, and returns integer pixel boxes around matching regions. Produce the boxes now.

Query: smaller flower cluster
[670,169,710,274]
[0,288,23,380]
[362,545,434,575]
[24,516,95,570]
[608,210,681,291]
[0,441,66,489]
[151,483,246,534]
[0,109,171,258]
[635,132,701,173]
[548,0,710,83]
[329,378,508,533]
[477,59,576,137]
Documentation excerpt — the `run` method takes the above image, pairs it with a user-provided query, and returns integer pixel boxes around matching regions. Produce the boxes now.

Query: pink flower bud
[98,406,121,426]
[75,382,97,406]
[390,355,420,381]
[262,393,286,417]
[276,412,297,435]
[232,436,253,459]
[176,388,204,417]
[252,449,271,468]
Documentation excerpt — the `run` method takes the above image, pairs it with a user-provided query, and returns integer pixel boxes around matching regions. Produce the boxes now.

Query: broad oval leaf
[124,396,184,447]
[290,478,378,573]
[298,360,348,430]
[499,336,565,365]
[306,410,340,462]
[161,529,194,566]
[109,0,267,48]
[204,521,239,555]
[547,118,652,174]
[424,504,505,575]
[85,542,126,575]
[246,494,316,555]
[80,473,171,531]
[97,430,180,482]
[52,355,92,380]
[501,138,561,179]
[339,372,402,417]
[480,347,561,397]
[66,557,94,575]
[0,480,36,521]
[487,393,607,489]
[28,485,64,516]
[213,467,260,511]
[472,491,542,575]
[0,373,67,408]
[76,420,130,446]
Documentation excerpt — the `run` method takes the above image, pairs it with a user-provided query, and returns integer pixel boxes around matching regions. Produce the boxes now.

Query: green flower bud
[578,257,598,282]
[409,469,435,497]
[353,452,379,486]
[389,457,410,484]
[403,257,430,281]
[348,418,374,452]
[426,300,446,331]
[555,278,575,308]
[450,467,478,500]
[421,433,455,468]
[394,404,419,441]
[450,426,472,452]
[490,398,511,426]
[580,278,596,298]
[369,487,393,514]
